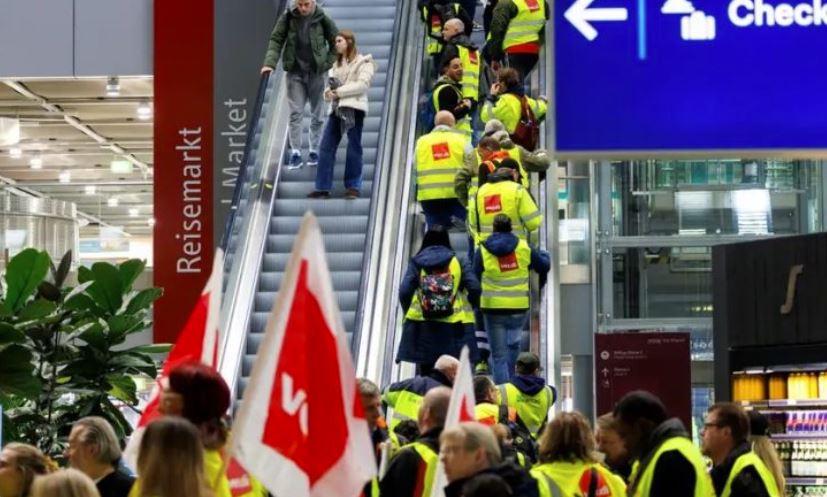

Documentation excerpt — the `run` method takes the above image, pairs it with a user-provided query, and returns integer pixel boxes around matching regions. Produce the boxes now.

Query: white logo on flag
[282,373,309,437]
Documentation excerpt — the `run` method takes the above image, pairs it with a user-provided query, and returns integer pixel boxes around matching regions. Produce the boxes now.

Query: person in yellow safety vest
[358,378,391,497]
[456,136,503,207]
[397,228,481,372]
[382,354,459,432]
[440,422,540,496]
[419,0,472,65]
[497,352,557,440]
[474,375,517,426]
[614,390,716,497]
[380,387,452,497]
[595,413,633,482]
[433,57,474,138]
[455,119,551,206]
[483,0,548,79]
[531,412,627,497]
[481,67,547,141]
[415,111,471,230]
[439,19,481,104]
[702,403,780,497]
[469,160,542,246]
[145,362,267,497]
[746,411,786,496]
[473,215,549,384]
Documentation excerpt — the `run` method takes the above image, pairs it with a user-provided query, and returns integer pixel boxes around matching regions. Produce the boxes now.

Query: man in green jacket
[261,0,338,169]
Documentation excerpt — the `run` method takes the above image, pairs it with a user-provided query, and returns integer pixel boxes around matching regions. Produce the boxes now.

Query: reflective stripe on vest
[475,403,500,425]
[424,7,443,55]
[532,472,563,497]
[631,437,715,497]
[433,82,473,135]
[475,181,532,243]
[384,388,424,431]
[405,257,469,323]
[469,148,527,203]
[409,442,439,497]
[721,452,780,497]
[457,45,480,101]
[498,383,553,438]
[416,129,467,201]
[503,0,546,50]
[480,239,530,309]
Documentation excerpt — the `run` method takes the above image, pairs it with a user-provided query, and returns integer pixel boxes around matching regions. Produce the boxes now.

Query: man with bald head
[383,354,459,433]
[380,387,452,497]
[415,110,471,230]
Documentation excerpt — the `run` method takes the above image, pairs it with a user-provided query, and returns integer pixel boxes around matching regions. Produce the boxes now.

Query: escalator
[218,0,411,400]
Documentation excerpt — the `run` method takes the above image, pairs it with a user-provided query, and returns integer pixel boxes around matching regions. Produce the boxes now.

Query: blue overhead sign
[553,0,827,154]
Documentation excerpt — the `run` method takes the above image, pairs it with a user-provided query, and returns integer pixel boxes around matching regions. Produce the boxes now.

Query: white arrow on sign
[565,0,629,41]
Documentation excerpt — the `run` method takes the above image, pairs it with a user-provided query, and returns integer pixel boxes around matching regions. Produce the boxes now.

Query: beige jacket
[326,53,376,114]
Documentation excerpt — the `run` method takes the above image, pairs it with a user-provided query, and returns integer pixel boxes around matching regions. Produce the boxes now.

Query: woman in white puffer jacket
[308,30,377,199]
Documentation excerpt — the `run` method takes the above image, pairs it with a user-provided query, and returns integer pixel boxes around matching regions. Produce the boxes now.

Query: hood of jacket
[492,130,515,148]
[348,53,375,69]
[640,418,690,462]
[482,232,520,257]
[488,169,516,184]
[448,34,478,50]
[509,374,546,396]
[413,245,455,269]
[435,75,462,88]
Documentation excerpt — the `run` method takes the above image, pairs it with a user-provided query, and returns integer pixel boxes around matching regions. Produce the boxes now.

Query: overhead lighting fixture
[0,117,20,146]
[137,101,152,120]
[84,185,96,195]
[29,156,43,169]
[58,170,71,183]
[9,147,22,159]
[107,197,119,207]
[128,208,139,217]
[106,76,120,97]
[110,159,133,174]
[147,218,156,227]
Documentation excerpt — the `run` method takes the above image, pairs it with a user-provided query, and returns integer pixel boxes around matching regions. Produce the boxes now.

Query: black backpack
[498,405,538,464]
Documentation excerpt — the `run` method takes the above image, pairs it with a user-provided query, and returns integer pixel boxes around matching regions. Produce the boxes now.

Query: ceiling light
[0,117,20,146]
[129,208,139,217]
[110,159,133,174]
[147,218,156,227]
[9,147,22,159]
[137,101,152,120]
[106,77,120,97]
[29,156,43,169]
[107,197,119,207]
[84,185,96,195]
[58,170,71,183]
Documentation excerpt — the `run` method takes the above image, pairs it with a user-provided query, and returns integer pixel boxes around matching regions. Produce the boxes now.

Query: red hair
[168,361,231,425]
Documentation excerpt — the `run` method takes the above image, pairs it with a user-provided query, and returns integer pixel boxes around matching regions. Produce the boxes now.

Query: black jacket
[710,442,773,497]
[444,463,539,497]
[629,418,697,497]
[380,427,443,497]
[96,470,135,497]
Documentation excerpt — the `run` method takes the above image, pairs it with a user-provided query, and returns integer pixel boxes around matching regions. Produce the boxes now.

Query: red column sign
[595,332,691,430]
[153,0,214,343]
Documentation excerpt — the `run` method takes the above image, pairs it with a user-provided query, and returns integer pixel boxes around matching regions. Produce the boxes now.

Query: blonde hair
[336,30,357,65]
[538,412,598,464]
[30,469,99,497]
[440,422,502,466]
[137,418,213,497]
[3,443,53,496]
[750,435,785,495]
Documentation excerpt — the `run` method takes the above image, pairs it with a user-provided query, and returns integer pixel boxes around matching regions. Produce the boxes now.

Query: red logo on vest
[497,253,519,272]
[431,142,451,160]
[525,0,540,12]
[578,469,612,497]
[483,194,502,214]
[469,50,479,65]
[431,15,442,28]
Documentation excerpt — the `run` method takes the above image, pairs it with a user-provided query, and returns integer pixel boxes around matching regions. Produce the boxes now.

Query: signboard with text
[595,332,691,429]
[554,0,827,154]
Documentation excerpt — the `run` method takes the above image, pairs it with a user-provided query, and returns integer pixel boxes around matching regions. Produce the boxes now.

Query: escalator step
[270,215,368,235]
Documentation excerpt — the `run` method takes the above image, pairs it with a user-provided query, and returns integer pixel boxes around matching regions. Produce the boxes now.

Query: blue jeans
[421,199,467,230]
[484,312,527,384]
[314,110,365,192]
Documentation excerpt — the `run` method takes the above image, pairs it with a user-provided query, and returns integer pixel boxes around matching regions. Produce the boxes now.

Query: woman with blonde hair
[530,412,626,497]
[0,443,53,497]
[130,417,213,497]
[748,411,785,495]
[307,29,376,199]
[30,469,100,497]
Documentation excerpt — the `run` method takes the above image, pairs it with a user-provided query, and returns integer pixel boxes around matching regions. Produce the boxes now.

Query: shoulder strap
[540,474,563,497]
[498,403,510,423]
[498,385,509,406]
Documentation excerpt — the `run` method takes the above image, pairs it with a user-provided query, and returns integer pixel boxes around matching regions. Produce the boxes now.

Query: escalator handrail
[350,0,414,361]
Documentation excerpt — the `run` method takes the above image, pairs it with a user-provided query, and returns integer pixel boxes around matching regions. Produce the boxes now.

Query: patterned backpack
[418,265,456,319]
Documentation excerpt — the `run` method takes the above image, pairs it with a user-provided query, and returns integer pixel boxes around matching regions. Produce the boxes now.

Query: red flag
[123,249,224,467]
[230,212,376,497]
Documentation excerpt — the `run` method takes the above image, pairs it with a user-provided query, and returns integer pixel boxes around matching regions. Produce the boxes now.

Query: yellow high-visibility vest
[479,239,531,310]
[721,451,780,497]
[503,0,546,50]
[415,128,469,201]
[630,437,715,497]
[498,382,554,438]
[532,461,626,497]
[404,257,473,323]
[457,45,480,102]
[471,180,542,244]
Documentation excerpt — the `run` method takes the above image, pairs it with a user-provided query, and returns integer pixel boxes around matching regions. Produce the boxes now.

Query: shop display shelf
[771,433,827,440]
[739,399,827,409]
[786,477,827,486]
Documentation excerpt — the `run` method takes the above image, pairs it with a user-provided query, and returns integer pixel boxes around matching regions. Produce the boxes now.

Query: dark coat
[710,442,773,497]
[262,6,337,73]
[444,463,540,497]
[397,246,481,366]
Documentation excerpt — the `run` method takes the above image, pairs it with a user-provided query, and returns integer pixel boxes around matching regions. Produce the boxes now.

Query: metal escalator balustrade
[221,0,406,401]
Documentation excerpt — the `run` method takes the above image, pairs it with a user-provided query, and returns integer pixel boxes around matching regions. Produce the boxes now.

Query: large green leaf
[126,344,172,355]
[5,249,50,311]
[53,251,73,288]
[106,374,137,404]
[77,266,93,284]
[107,315,143,337]
[85,263,123,316]
[118,259,145,294]
[0,323,26,345]
[37,281,61,302]
[78,324,107,351]
[19,299,57,320]
[0,345,41,398]
[124,288,163,315]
